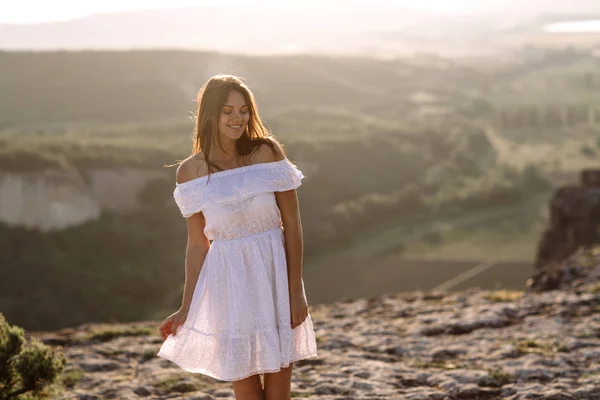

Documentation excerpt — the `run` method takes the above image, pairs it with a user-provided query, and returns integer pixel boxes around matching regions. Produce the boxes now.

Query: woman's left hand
[289,287,309,329]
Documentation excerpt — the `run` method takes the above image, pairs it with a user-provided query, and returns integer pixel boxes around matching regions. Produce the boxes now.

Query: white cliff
[0,168,170,232]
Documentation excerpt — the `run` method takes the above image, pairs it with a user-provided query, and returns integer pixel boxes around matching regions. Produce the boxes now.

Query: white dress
[156,157,319,382]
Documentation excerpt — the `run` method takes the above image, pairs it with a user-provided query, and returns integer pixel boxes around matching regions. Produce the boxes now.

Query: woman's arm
[176,160,211,312]
[275,189,304,294]
[257,139,304,293]
[276,183,308,329]
[260,139,307,328]
[180,211,211,312]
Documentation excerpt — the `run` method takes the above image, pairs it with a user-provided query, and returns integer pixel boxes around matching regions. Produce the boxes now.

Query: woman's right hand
[158,307,189,340]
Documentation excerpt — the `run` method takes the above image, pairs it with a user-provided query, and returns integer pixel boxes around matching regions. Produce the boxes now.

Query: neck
[210,136,239,161]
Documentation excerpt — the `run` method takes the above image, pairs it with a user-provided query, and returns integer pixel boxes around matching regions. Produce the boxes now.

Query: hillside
[1,48,600,331]
[26,247,600,399]
[1,49,600,129]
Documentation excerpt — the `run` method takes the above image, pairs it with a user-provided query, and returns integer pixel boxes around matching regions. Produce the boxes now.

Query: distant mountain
[0,6,432,54]
[0,3,599,56]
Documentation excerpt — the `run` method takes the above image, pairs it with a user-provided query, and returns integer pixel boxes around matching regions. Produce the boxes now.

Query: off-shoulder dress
[156,157,319,381]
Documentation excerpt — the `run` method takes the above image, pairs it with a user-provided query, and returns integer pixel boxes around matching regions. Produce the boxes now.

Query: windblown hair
[169,74,276,180]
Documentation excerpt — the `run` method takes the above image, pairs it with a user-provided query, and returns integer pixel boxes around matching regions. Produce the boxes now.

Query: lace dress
[156,158,319,381]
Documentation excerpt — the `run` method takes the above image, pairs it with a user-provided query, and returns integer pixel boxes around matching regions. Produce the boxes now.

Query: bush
[581,144,597,158]
[0,313,66,400]
[425,163,550,212]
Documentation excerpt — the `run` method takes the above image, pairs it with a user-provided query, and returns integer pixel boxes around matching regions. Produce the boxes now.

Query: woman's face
[217,90,250,141]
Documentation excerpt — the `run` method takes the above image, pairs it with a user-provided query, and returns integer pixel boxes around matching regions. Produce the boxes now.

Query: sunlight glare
[545,20,600,33]
[2,0,496,24]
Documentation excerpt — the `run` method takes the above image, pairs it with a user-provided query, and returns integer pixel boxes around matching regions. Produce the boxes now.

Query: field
[1,47,599,329]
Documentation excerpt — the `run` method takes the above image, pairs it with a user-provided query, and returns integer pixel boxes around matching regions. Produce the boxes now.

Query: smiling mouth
[228,124,243,129]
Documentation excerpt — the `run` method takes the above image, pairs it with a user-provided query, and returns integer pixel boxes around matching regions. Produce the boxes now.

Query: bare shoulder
[251,137,287,164]
[176,153,208,184]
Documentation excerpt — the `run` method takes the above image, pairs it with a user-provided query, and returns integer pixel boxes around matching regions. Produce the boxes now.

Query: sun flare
[2,0,494,24]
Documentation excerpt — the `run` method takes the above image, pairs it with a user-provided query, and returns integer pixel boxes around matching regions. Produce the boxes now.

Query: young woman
[157,74,319,400]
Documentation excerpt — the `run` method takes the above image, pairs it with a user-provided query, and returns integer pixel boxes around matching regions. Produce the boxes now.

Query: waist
[209,226,283,243]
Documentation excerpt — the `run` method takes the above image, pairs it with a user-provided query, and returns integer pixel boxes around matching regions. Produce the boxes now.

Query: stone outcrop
[529,169,600,291]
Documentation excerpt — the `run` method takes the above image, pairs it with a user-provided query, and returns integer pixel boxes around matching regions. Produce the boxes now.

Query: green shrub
[59,367,84,389]
[141,349,157,362]
[86,325,153,343]
[0,313,66,399]
[487,368,515,386]
[581,144,597,158]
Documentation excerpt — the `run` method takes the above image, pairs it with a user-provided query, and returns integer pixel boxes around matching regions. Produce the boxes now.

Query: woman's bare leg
[263,363,293,400]
[232,373,265,400]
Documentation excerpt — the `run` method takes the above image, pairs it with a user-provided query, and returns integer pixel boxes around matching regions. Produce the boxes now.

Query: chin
[218,132,242,141]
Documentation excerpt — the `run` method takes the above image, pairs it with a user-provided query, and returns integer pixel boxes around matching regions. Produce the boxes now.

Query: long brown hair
[168,74,276,181]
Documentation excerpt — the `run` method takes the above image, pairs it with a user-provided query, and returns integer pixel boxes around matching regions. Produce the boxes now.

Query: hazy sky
[0,0,569,24]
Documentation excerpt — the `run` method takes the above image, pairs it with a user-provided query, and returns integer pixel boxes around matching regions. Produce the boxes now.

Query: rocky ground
[33,248,600,400]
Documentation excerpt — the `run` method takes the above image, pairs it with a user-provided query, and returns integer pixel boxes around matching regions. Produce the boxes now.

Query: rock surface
[31,249,600,399]
[531,168,600,291]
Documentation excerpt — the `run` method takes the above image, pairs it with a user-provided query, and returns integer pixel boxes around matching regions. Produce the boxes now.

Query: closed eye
[223,110,249,115]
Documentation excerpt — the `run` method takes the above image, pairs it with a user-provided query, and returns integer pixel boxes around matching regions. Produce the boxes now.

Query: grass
[142,348,157,362]
[0,111,393,172]
[487,368,515,386]
[359,191,550,262]
[60,367,85,388]
[3,49,600,336]
[412,358,460,370]
[297,371,311,381]
[483,290,524,303]
[587,282,600,294]
[153,374,207,393]
[154,375,183,391]
[291,391,313,398]
[492,126,600,171]
[86,325,154,342]
[0,120,191,172]
[511,338,569,356]
[580,371,600,381]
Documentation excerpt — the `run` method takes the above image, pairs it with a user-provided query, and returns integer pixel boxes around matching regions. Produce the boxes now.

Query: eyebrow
[223,104,248,108]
